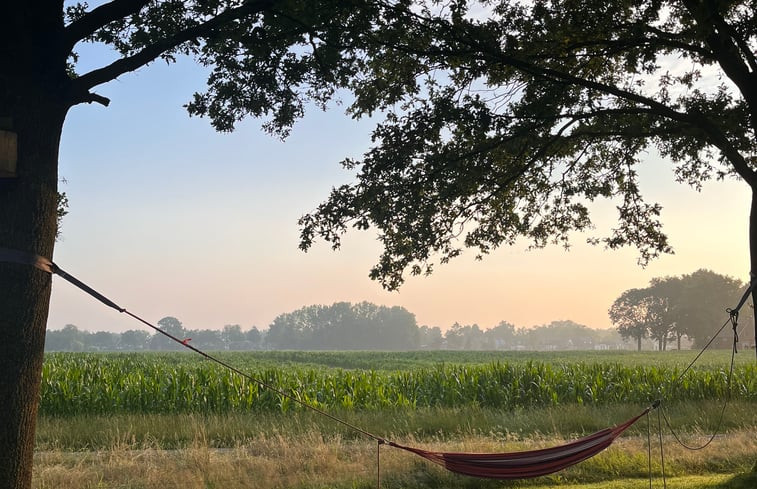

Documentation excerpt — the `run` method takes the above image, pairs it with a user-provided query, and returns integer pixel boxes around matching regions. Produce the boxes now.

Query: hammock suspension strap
[0,247,744,483]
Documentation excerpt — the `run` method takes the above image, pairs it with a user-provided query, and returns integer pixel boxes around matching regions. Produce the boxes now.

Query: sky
[47,44,753,334]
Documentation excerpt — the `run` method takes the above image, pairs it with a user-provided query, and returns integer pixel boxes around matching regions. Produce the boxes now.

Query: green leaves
[62,1,757,289]
[298,0,757,289]
[609,269,749,350]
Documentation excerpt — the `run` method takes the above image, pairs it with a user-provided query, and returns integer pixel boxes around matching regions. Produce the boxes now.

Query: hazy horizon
[48,47,751,335]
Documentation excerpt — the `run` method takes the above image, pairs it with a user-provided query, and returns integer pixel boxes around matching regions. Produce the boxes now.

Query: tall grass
[40,351,757,416]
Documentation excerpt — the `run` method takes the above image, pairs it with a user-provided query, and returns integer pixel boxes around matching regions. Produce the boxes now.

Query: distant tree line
[265,302,418,350]
[45,317,264,352]
[48,269,754,353]
[46,302,633,352]
[609,269,755,351]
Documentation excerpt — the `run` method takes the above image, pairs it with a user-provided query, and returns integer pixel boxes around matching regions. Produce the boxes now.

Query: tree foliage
[298,0,757,290]
[609,288,655,351]
[674,268,749,347]
[266,301,419,350]
[609,269,750,349]
[5,2,757,487]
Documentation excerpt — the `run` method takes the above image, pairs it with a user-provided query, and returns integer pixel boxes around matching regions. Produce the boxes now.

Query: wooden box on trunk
[0,130,17,178]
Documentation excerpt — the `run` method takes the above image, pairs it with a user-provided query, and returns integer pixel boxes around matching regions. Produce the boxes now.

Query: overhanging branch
[68,0,276,104]
[452,30,757,186]
[64,0,151,52]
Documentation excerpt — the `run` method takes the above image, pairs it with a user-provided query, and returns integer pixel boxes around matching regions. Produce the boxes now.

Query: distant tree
[443,323,466,350]
[222,324,246,350]
[673,269,746,348]
[647,276,685,350]
[245,327,264,350]
[444,323,486,350]
[519,321,593,350]
[44,324,85,352]
[149,317,187,351]
[119,330,150,351]
[609,289,655,351]
[548,320,596,350]
[188,329,224,350]
[485,321,516,350]
[89,331,119,351]
[385,305,420,349]
[266,311,303,350]
[266,302,418,350]
[418,325,443,349]
[612,270,749,351]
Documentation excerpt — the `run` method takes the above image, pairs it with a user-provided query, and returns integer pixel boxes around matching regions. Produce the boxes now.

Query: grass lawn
[34,351,756,488]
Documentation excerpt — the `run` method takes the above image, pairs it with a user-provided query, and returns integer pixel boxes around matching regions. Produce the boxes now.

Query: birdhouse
[0,129,17,178]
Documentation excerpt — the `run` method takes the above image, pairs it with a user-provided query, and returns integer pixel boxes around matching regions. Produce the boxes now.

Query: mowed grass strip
[32,427,757,489]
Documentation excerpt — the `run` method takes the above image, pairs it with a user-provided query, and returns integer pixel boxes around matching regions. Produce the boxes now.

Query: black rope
[2,246,751,482]
[660,324,738,451]
[0,247,387,444]
[657,408,667,489]
[671,316,732,386]
[647,411,653,489]
[377,440,382,489]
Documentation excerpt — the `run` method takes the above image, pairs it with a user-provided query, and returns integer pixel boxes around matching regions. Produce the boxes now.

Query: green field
[40,350,757,415]
[34,350,757,489]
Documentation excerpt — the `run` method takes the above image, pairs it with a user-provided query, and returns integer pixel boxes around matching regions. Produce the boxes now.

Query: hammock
[0,248,668,482]
[385,409,649,479]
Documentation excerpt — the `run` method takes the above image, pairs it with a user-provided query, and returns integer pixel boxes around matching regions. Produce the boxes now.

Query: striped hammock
[0,248,655,481]
[385,409,648,479]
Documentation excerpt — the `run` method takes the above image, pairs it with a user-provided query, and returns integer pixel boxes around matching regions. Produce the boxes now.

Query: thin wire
[657,408,667,489]
[647,412,653,489]
[660,328,737,450]
[12,248,749,480]
[122,310,387,443]
[377,441,380,489]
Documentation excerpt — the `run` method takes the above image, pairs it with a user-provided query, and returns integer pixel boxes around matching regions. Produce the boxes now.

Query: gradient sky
[47,46,752,334]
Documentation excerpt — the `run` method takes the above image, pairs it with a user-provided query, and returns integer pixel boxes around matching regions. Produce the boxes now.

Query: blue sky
[48,45,753,334]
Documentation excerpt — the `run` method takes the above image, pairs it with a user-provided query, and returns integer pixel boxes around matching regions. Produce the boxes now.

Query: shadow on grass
[713,471,757,489]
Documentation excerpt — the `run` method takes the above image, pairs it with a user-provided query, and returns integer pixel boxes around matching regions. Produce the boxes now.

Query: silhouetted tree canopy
[609,269,750,349]
[4,2,757,487]
[299,1,757,293]
[266,301,419,350]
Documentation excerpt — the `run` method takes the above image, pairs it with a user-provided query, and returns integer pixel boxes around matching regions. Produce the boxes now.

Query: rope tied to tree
[0,246,749,486]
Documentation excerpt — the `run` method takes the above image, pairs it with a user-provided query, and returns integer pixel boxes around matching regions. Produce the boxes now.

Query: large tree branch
[453,35,757,186]
[367,16,757,187]
[376,4,757,186]
[64,0,151,52]
[681,0,757,107]
[68,0,276,105]
[558,29,714,62]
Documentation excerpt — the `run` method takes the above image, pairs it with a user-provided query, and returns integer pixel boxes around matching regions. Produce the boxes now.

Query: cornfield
[39,352,757,416]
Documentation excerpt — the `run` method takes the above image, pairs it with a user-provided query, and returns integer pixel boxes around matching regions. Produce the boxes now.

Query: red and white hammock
[385,409,648,479]
[0,249,655,481]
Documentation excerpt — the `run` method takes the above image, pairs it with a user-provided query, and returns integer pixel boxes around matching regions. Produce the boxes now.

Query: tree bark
[751,189,757,360]
[0,96,68,489]
[0,3,71,486]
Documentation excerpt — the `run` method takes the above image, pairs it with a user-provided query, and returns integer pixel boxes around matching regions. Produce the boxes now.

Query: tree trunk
[1,4,71,487]
[0,103,67,489]
[637,335,642,351]
[751,190,757,360]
